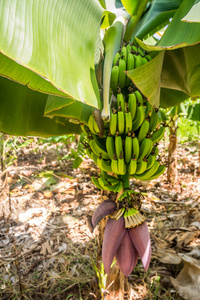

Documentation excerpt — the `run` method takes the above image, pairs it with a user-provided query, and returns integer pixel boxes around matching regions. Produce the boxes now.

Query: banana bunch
[83,43,166,192]
[110,44,152,93]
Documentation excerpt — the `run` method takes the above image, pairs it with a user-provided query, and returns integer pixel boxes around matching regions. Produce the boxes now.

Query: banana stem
[124,0,149,42]
[121,172,130,189]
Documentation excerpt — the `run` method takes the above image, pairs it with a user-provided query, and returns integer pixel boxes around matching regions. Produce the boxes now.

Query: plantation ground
[0,137,200,300]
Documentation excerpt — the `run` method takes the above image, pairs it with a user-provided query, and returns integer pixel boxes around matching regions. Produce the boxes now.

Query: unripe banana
[117,93,125,113]
[118,152,126,175]
[148,165,166,180]
[149,109,159,132]
[115,134,123,159]
[151,126,165,144]
[134,160,159,180]
[87,115,96,134]
[110,65,119,92]
[109,111,118,136]
[142,57,148,65]
[138,119,149,143]
[111,155,119,174]
[145,101,153,118]
[97,156,112,173]
[113,52,120,66]
[135,160,147,174]
[132,106,145,131]
[90,151,98,164]
[126,52,135,85]
[118,58,126,88]
[125,133,132,163]
[98,176,111,191]
[126,44,131,53]
[106,135,115,160]
[89,135,109,159]
[134,54,144,68]
[128,158,137,175]
[132,135,140,159]
[121,46,127,61]
[134,90,143,106]
[85,147,92,159]
[131,45,138,53]
[128,93,137,120]
[92,176,103,190]
[138,138,153,162]
[146,154,156,170]
[125,111,132,134]
[138,48,145,57]
[145,55,152,62]
[117,109,125,134]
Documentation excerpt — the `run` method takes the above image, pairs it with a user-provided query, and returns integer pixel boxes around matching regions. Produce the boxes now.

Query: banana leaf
[187,101,200,122]
[0,77,82,137]
[0,0,103,108]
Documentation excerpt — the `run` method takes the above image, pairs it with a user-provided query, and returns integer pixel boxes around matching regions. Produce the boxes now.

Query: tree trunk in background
[167,115,178,183]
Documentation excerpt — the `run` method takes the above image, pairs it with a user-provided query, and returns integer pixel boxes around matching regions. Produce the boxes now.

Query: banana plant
[2,0,200,295]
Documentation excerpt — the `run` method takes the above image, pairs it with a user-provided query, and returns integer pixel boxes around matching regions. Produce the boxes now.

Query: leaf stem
[124,0,149,42]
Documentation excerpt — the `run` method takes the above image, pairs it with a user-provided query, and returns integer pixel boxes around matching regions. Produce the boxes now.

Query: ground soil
[0,139,200,300]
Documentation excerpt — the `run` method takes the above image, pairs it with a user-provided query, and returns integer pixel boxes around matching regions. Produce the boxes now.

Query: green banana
[135,160,147,174]
[126,52,135,85]
[118,58,126,88]
[87,115,97,134]
[146,154,156,170]
[145,101,153,118]
[121,45,127,61]
[111,155,119,174]
[128,158,137,175]
[117,93,125,113]
[89,135,109,159]
[132,106,145,131]
[151,146,159,157]
[141,57,148,65]
[109,111,118,136]
[145,55,152,62]
[134,90,143,106]
[110,65,119,92]
[113,181,123,192]
[134,160,159,180]
[138,138,153,162]
[125,133,132,163]
[128,93,137,120]
[118,152,126,175]
[117,109,125,134]
[98,176,111,191]
[125,111,132,134]
[148,165,166,180]
[138,48,145,57]
[97,157,112,173]
[132,135,140,159]
[113,52,120,65]
[134,54,144,68]
[90,151,98,164]
[149,109,159,132]
[131,45,138,53]
[126,44,131,53]
[138,119,149,143]
[85,147,92,159]
[151,127,165,144]
[91,176,103,190]
[115,134,123,159]
[106,135,115,160]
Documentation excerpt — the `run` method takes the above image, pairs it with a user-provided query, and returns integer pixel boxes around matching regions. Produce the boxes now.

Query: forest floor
[0,138,200,300]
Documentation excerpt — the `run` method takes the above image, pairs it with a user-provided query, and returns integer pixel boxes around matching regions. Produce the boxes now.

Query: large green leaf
[44,96,93,123]
[0,0,103,108]
[134,0,182,39]
[0,77,82,137]
[187,101,200,121]
[182,0,200,22]
[126,43,200,108]
[137,0,200,50]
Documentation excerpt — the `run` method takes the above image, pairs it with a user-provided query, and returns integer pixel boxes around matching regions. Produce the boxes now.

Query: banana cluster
[110,45,151,93]
[84,43,166,192]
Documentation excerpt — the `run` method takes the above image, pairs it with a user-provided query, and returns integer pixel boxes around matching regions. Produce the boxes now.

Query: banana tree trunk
[167,115,178,183]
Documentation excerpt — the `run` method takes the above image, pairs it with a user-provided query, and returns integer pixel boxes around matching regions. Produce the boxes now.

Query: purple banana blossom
[90,200,151,277]
[102,217,151,277]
